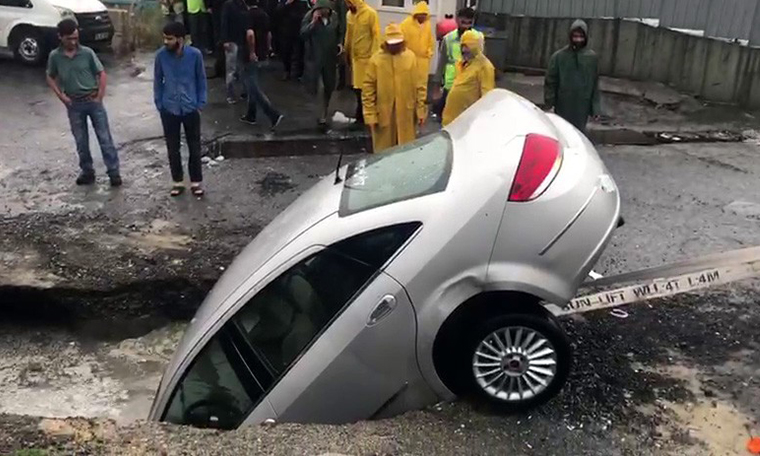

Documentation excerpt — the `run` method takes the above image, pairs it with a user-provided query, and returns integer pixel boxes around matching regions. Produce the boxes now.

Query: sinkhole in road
[0,279,206,423]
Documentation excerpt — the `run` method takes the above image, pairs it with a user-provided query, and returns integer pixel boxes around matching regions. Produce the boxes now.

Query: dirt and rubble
[2,285,760,455]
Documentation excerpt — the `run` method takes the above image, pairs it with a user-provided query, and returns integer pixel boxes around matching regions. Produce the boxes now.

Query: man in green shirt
[46,19,121,187]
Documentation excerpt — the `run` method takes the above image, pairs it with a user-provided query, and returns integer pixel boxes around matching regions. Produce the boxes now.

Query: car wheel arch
[9,24,37,47]
[431,290,559,396]
[9,24,48,65]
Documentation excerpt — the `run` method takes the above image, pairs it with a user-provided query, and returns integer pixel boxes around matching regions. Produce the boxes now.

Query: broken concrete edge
[206,127,748,158]
[0,277,216,337]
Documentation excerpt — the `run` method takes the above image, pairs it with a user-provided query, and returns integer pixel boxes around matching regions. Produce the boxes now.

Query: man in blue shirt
[154,21,208,197]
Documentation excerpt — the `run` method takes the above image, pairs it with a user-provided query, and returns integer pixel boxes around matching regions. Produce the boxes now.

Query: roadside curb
[209,127,748,158]
[589,128,746,146]
[214,131,372,158]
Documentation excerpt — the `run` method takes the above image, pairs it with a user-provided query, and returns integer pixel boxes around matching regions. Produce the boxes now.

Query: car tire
[459,312,572,412]
[13,28,47,66]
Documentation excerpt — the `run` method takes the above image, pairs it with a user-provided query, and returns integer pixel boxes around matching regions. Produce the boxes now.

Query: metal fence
[477,0,760,43]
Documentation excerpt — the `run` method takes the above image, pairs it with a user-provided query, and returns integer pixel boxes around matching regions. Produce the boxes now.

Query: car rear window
[339,132,453,216]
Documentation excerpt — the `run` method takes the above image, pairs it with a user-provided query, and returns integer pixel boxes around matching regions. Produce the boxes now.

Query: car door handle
[367,294,397,326]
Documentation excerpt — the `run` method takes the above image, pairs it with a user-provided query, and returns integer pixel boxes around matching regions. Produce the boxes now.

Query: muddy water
[0,321,186,423]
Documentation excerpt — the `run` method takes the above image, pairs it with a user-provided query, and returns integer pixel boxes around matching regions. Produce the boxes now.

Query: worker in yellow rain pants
[442,29,495,127]
[400,1,434,100]
[344,0,381,125]
[362,23,427,153]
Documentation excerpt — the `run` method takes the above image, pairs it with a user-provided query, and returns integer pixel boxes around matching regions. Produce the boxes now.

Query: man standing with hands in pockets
[46,19,122,187]
[154,21,208,197]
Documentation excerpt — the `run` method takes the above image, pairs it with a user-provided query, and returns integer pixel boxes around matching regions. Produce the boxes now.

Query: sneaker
[75,172,95,186]
[240,93,248,100]
[271,114,284,131]
[239,115,257,125]
[226,97,237,105]
[109,174,123,187]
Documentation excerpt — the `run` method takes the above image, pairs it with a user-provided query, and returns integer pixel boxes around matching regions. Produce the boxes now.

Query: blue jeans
[66,100,120,176]
[225,43,242,99]
[245,62,281,124]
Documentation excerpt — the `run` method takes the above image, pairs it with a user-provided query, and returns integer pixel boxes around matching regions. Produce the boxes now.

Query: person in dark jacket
[221,0,249,102]
[330,0,348,89]
[301,0,343,125]
[208,0,228,78]
[544,19,601,133]
[277,0,310,80]
[239,0,285,130]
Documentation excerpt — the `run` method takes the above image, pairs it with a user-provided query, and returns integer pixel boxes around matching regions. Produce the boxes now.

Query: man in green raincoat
[301,0,345,125]
[544,19,601,133]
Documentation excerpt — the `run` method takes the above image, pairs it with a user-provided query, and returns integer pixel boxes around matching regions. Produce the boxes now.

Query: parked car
[0,0,114,65]
[148,89,622,429]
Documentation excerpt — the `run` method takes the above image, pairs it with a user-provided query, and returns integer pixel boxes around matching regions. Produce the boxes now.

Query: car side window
[233,250,376,375]
[163,328,261,429]
[331,222,421,269]
[0,0,32,7]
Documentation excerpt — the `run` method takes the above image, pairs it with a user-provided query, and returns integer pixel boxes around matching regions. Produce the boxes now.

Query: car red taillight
[508,133,563,202]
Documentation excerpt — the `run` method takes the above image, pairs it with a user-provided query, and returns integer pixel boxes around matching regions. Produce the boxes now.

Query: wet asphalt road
[1,54,760,455]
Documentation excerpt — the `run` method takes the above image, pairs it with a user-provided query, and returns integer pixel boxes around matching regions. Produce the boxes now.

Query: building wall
[479,14,760,108]
[477,0,760,44]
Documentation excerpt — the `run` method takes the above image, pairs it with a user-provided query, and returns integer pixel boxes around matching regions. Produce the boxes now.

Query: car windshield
[339,132,454,216]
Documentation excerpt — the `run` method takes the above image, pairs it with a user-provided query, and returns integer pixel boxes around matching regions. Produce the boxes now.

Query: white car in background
[0,0,114,65]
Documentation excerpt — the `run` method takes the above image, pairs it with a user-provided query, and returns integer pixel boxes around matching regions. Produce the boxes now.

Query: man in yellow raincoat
[344,0,381,125]
[442,29,495,126]
[362,24,427,153]
[400,1,434,98]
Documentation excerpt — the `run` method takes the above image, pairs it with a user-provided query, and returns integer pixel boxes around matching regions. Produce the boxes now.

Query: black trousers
[160,110,203,183]
[337,61,347,90]
[211,9,225,76]
[281,35,304,77]
[354,89,364,124]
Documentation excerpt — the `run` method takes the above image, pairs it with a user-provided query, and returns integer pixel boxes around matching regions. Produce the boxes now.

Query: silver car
[148,89,621,429]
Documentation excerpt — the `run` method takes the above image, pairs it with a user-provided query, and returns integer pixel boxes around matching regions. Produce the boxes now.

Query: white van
[0,0,114,65]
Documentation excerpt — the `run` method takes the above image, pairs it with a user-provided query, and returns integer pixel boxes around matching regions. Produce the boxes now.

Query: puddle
[258,171,296,196]
[0,322,187,424]
[636,361,757,455]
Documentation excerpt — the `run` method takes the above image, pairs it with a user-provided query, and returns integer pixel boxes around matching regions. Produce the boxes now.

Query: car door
[233,223,423,424]
[158,223,422,428]
[262,270,418,424]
